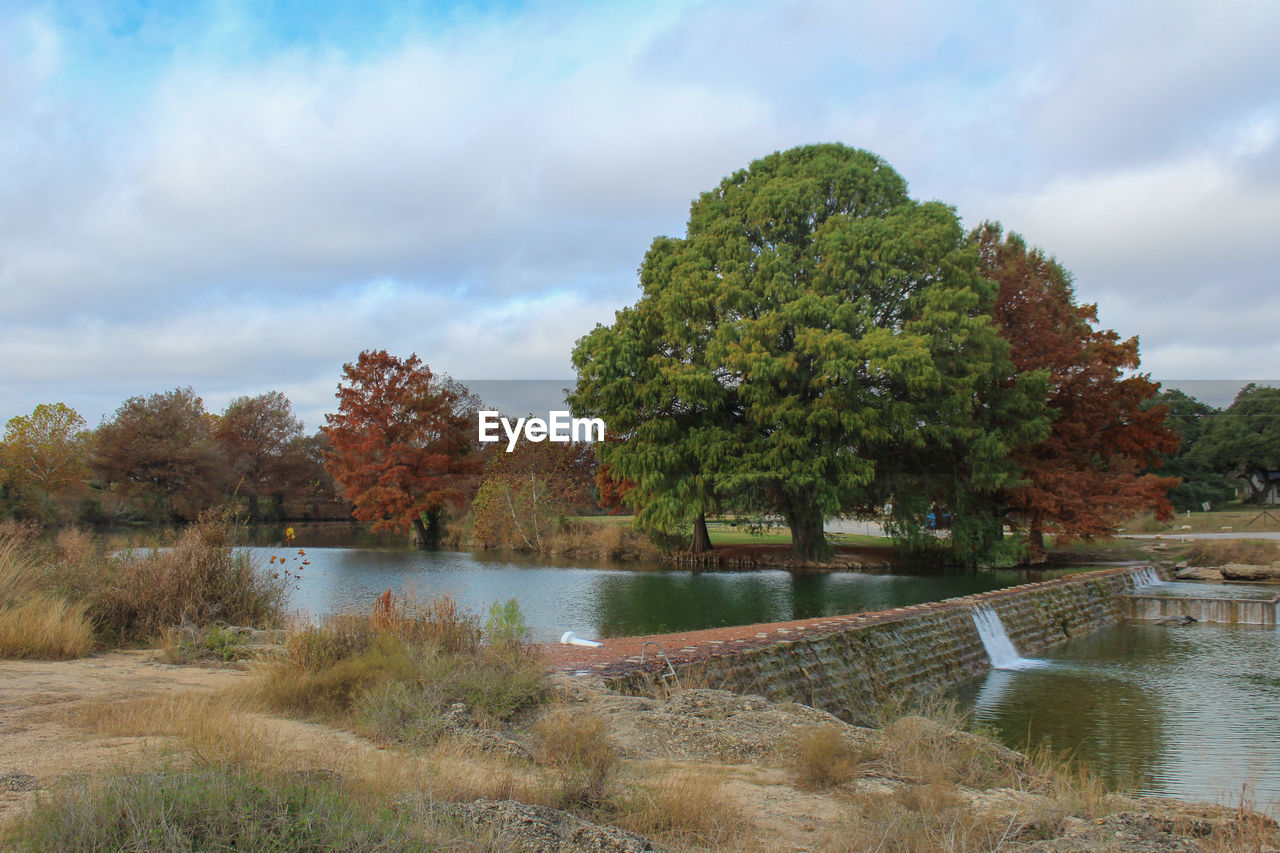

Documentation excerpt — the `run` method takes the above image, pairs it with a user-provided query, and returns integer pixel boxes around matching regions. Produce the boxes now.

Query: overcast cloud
[1,0,1277,430]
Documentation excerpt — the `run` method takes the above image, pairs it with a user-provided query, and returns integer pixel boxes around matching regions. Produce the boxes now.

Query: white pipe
[559,631,603,648]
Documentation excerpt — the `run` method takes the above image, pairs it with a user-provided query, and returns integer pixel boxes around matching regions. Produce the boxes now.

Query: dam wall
[611,565,1166,724]
[1123,592,1280,626]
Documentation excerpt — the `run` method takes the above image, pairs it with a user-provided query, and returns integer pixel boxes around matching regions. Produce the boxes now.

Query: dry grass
[790,724,865,789]
[90,514,285,643]
[531,706,619,805]
[825,788,1030,853]
[872,712,1025,791]
[545,521,661,562]
[77,693,300,770]
[1186,539,1280,567]
[612,767,749,850]
[0,535,44,603]
[0,536,95,658]
[0,594,95,659]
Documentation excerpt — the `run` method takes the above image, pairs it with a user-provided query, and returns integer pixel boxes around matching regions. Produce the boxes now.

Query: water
[256,543,1077,643]
[1139,580,1279,600]
[1131,566,1166,588]
[956,622,1280,813]
[970,606,1042,670]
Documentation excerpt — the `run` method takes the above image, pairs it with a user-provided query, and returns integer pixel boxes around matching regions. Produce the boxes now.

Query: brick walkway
[537,564,1143,679]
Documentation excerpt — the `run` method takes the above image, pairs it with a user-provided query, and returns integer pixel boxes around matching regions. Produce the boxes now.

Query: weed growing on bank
[250,592,545,745]
[0,513,285,657]
[6,769,438,853]
[0,536,94,658]
[1186,538,1280,567]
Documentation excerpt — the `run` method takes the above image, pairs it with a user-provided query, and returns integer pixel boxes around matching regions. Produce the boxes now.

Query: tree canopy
[976,223,1178,554]
[323,350,480,547]
[0,402,91,522]
[1144,389,1236,511]
[90,388,223,523]
[214,392,309,522]
[572,144,1045,561]
[1194,384,1280,503]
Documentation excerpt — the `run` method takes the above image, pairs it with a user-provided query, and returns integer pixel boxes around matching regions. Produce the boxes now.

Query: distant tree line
[0,391,348,526]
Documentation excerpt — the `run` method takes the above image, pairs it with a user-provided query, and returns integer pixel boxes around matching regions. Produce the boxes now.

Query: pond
[256,541,1077,643]
[954,620,1280,813]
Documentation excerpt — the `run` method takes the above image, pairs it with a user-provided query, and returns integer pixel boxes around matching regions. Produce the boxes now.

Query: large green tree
[572,144,1044,561]
[1144,389,1235,511]
[1195,384,1280,503]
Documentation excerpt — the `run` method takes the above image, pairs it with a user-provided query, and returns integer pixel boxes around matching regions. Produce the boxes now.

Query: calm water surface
[257,543,1073,643]
[955,621,1280,812]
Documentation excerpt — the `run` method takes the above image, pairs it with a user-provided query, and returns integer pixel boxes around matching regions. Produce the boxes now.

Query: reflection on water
[956,623,1280,812]
[257,543,1074,643]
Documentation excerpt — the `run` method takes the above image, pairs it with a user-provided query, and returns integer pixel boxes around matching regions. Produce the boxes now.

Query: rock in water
[1155,614,1197,627]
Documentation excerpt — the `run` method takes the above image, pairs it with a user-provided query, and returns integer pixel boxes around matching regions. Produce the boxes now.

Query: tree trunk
[785,502,830,562]
[412,511,444,549]
[411,516,430,549]
[1025,524,1048,565]
[690,513,713,554]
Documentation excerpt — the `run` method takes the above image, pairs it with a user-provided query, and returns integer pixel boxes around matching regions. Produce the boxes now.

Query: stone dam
[605,565,1174,724]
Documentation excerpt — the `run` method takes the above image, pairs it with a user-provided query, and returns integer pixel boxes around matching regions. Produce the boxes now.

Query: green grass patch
[6,769,436,852]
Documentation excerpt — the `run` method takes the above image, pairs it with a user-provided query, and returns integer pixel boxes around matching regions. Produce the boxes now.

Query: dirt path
[0,652,251,823]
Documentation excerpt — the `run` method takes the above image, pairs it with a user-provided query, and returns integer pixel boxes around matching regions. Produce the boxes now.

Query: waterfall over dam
[612,565,1169,724]
[1122,591,1280,626]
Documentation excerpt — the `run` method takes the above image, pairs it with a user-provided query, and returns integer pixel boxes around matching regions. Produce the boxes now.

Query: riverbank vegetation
[3,603,1276,852]
[0,513,284,659]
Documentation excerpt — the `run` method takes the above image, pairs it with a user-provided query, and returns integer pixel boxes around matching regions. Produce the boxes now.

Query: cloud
[1,0,1278,427]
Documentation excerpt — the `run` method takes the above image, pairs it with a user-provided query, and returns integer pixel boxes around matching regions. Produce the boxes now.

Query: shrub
[531,707,618,805]
[790,723,864,788]
[92,512,286,643]
[254,594,544,744]
[484,598,529,647]
[8,769,430,852]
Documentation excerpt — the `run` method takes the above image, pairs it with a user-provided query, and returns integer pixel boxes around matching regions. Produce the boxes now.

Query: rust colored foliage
[322,350,479,544]
[594,463,635,516]
[976,224,1179,553]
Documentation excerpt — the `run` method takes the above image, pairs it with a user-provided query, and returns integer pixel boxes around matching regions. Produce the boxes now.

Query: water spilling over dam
[614,565,1168,723]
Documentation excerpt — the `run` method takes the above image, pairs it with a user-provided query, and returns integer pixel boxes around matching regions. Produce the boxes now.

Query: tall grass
[1187,539,1280,567]
[7,769,434,853]
[530,706,618,806]
[89,514,286,643]
[612,768,749,850]
[0,536,95,658]
[251,592,544,745]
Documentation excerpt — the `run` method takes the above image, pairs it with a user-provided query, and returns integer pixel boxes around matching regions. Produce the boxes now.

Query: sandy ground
[0,651,249,822]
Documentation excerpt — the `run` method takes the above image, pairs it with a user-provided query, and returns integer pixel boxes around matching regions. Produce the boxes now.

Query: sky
[2,0,1278,432]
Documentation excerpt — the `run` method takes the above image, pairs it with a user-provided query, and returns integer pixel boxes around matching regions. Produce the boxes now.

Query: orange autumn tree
[975,223,1179,559]
[323,350,480,548]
